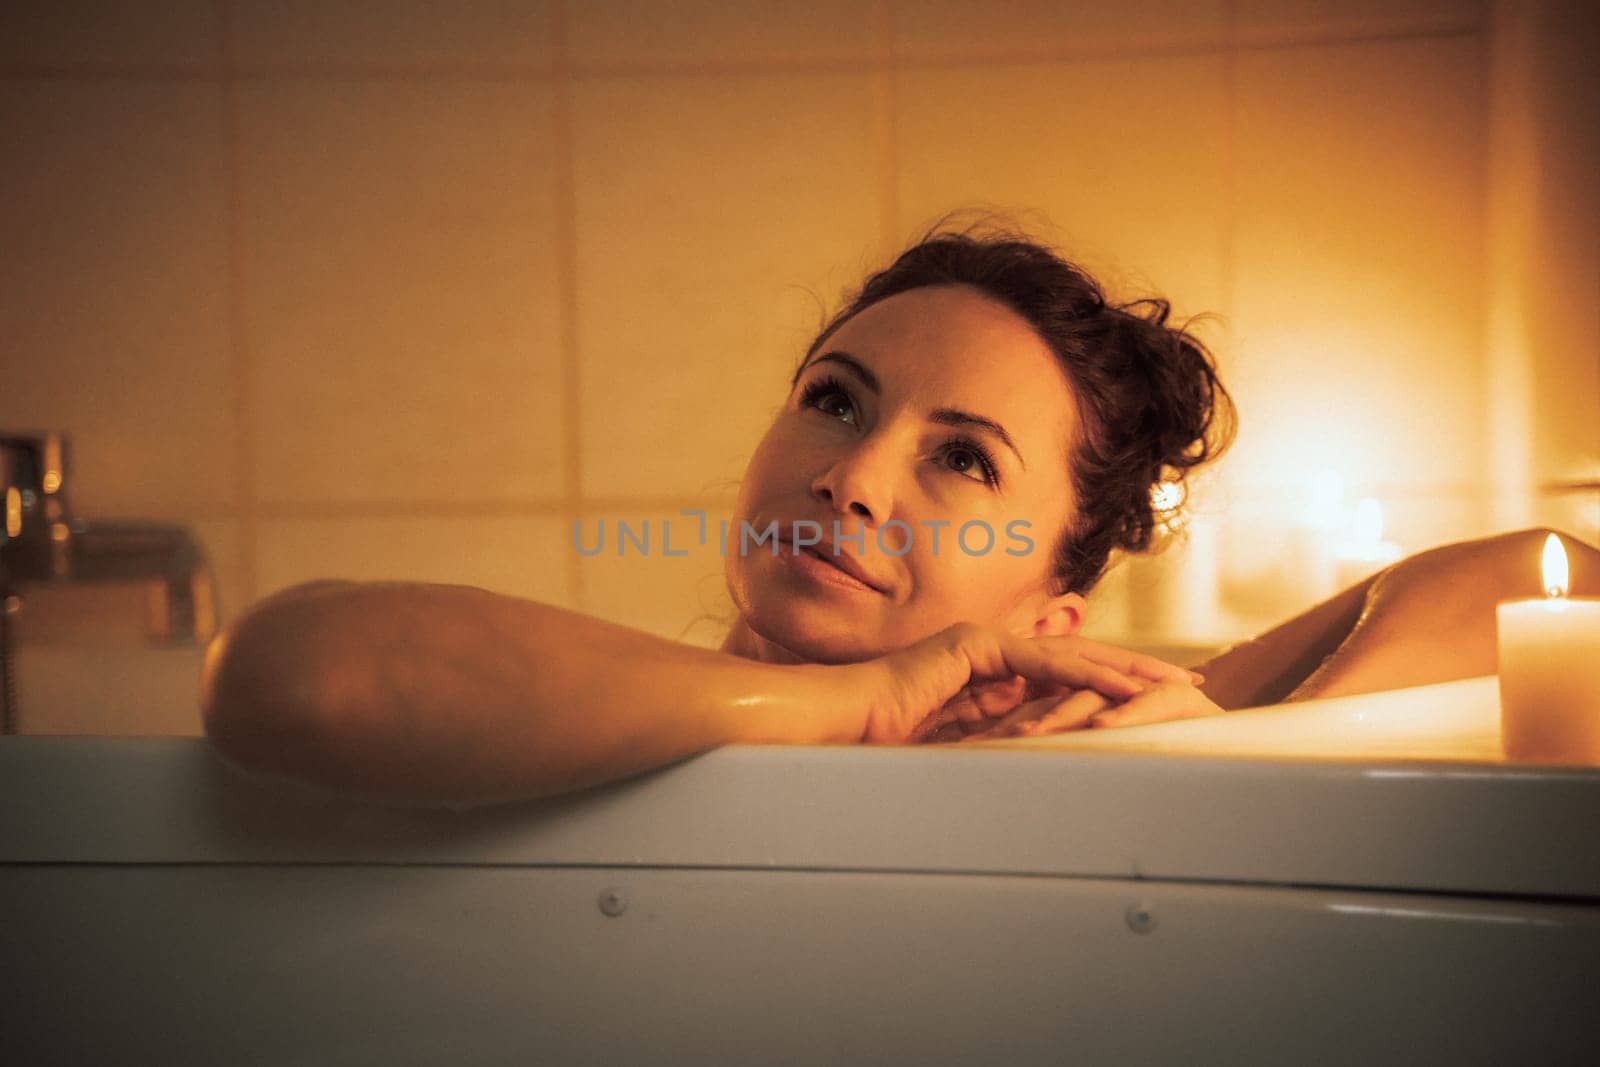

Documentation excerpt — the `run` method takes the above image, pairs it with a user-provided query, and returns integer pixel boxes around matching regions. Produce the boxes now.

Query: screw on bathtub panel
[1125,902,1156,934]
[598,887,628,917]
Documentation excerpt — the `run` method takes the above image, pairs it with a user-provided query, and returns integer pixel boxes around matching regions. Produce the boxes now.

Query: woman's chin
[736,608,891,666]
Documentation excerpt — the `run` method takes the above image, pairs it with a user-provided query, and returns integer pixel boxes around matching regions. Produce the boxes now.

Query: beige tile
[238,80,564,505]
[571,73,880,499]
[1234,0,1483,42]
[0,0,220,68]
[231,0,555,70]
[577,506,736,648]
[254,514,573,607]
[1229,37,1485,498]
[568,0,877,68]
[0,82,236,516]
[896,54,1230,320]
[893,0,1226,61]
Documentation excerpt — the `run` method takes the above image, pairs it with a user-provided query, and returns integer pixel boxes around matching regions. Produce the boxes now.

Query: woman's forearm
[1193,575,1380,710]
[1284,527,1600,701]
[200,582,857,808]
[1197,527,1600,709]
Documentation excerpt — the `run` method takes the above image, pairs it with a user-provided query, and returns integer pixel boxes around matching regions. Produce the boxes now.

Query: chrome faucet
[1,431,218,732]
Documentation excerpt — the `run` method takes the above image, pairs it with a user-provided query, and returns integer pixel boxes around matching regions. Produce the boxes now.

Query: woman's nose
[810,440,896,524]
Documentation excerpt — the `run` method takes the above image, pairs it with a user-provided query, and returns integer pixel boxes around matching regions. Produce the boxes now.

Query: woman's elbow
[199,592,354,779]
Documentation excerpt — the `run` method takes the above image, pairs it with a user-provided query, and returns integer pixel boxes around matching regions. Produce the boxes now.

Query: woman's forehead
[818,286,1077,442]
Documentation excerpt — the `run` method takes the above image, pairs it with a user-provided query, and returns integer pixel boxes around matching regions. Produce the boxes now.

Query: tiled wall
[3,0,1590,677]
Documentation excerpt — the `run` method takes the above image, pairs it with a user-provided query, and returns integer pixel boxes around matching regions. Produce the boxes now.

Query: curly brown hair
[801,227,1236,595]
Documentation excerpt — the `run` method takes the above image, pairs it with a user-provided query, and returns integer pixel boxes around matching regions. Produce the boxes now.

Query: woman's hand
[930,679,1227,743]
[840,623,1202,744]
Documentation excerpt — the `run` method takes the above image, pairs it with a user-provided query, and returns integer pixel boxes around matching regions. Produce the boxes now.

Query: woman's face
[725,284,1085,664]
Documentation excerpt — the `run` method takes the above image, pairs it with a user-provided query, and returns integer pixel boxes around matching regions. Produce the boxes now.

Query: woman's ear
[1008,590,1087,638]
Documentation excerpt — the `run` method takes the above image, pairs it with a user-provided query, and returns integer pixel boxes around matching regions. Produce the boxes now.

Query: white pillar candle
[1496,534,1600,764]
[1334,497,1402,589]
[1130,515,1219,640]
[1285,522,1339,604]
[1283,468,1344,606]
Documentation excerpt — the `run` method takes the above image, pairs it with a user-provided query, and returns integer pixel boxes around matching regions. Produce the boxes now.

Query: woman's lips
[788,543,888,594]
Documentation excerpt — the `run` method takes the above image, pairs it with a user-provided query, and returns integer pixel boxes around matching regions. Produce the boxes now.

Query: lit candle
[1130,481,1219,639]
[1284,469,1342,605]
[1496,534,1600,764]
[1334,497,1402,589]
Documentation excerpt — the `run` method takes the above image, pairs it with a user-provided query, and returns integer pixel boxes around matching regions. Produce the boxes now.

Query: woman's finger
[969,675,1028,716]
[1087,681,1226,729]
[1039,635,1200,686]
[884,624,1150,743]
[1014,690,1111,735]
[977,690,1095,738]
[985,636,1145,701]
[939,675,1028,728]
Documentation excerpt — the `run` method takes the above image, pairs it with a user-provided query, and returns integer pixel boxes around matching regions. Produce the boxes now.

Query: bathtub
[3,676,1597,1066]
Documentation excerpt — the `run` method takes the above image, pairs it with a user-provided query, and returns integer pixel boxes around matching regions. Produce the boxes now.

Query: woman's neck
[719,617,808,665]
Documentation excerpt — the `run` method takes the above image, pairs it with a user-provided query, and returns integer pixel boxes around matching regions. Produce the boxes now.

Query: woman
[201,228,1597,807]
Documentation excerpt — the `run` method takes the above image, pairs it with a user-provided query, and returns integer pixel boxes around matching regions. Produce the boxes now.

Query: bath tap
[1,431,217,733]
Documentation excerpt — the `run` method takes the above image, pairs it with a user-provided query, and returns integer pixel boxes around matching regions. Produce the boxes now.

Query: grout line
[874,0,899,259]
[567,52,889,80]
[1473,21,1495,536]
[551,2,585,613]
[1229,15,1481,53]
[0,66,226,81]
[274,497,740,519]
[114,496,743,523]
[254,500,573,520]
[0,16,1486,85]
[218,0,257,615]
[165,478,1506,522]
[1219,0,1238,347]
[213,63,556,81]
[573,496,741,516]
[1208,0,1240,523]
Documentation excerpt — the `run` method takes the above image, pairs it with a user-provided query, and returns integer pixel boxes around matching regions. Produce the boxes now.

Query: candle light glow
[1496,534,1600,764]
[1542,533,1568,597]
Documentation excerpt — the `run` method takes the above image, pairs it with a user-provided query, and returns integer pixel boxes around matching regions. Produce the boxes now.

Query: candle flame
[1542,533,1569,598]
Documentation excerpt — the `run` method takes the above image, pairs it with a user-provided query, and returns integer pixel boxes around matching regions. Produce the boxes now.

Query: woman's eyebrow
[930,408,1027,470]
[797,351,1026,469]
[792,351,879,392]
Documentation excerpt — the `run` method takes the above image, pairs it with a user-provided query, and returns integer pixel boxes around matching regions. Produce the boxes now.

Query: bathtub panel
[3,736,1598,902]
[2,865,1594,1066]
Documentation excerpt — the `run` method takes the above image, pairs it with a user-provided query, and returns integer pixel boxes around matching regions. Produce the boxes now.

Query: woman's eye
[940,444,999,486]
[817,391,854,421]
[799,377,858,424]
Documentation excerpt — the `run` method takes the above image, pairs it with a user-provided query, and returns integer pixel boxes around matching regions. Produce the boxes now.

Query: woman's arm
[1196,527,1600,709]
[200,582,855,808]
[200,582,1180,808]
[1191,574,1381,710]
